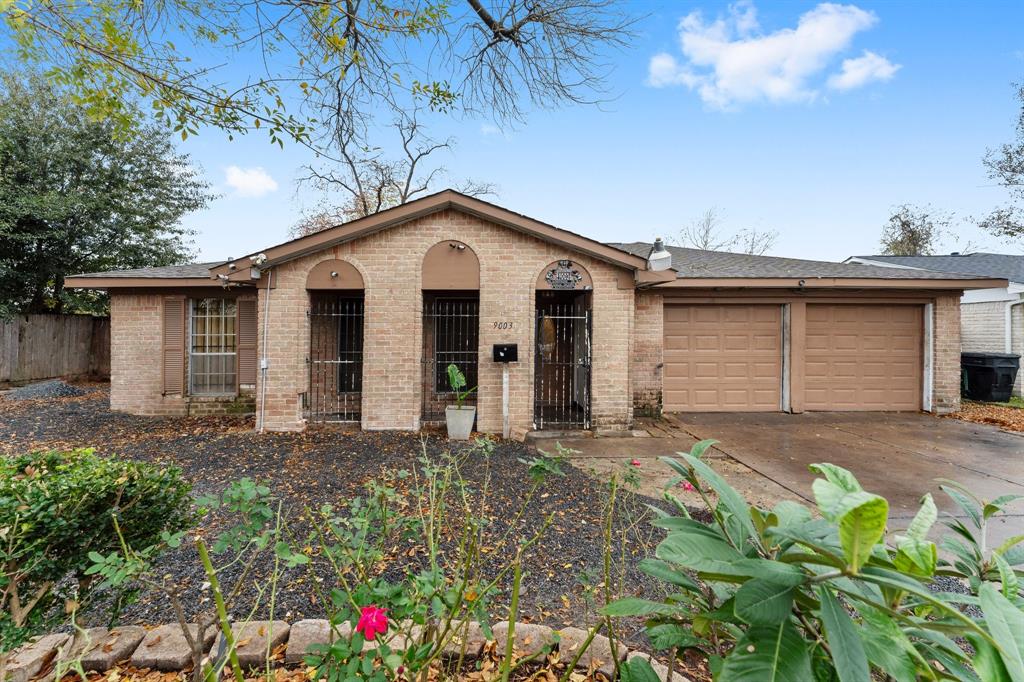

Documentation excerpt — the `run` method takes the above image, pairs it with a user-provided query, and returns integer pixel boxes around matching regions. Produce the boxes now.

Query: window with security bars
[189,298,237,395]
[421,294,479,422]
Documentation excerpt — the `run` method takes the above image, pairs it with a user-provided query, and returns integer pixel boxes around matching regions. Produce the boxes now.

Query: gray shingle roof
[611,242,988,280]
[852,254,1024,283]
[67,263,219,279]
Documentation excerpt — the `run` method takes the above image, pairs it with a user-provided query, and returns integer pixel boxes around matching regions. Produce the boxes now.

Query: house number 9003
[492,321,514,330]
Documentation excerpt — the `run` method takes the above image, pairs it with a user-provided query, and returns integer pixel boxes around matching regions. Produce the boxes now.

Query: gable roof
[613,243,989,280]
[65,262,224,289]
[71,263,219,279]
[850,253,1024,283]
[209,189,649,277]
[64,194,1007,292]
[612,242,1005,289]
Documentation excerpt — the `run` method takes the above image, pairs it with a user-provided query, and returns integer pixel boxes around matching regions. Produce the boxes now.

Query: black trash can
[961,352,1021,402]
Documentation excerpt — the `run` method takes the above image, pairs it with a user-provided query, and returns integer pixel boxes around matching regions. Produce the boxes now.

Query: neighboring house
[847,253,1024,397]
[66,191,1004,436]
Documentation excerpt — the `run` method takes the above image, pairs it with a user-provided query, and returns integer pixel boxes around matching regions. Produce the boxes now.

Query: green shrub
[605,440,1024,682]
[0,448,194,649]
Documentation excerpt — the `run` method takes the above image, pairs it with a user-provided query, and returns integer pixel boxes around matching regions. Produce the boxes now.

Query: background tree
[674,207,778,255]
[293,108,495,237]
[977,83,1024,240]
[880,204,951,256]
[0,75,214,316]
[0,0,636,153]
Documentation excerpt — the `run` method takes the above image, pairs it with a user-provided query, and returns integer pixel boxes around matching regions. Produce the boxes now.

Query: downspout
[258,267,273,433]
[1005,297,1024,355]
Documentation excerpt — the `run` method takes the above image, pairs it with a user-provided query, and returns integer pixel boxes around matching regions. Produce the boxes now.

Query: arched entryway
[534,260,593,429]
[306,259,365,423]
[421,241,481,423]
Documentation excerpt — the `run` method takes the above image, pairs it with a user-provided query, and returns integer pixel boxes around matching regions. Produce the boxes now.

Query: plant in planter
[445,363,476,440]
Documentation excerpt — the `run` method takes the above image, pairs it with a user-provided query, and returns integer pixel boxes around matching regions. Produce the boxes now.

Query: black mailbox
[493,343,518,363]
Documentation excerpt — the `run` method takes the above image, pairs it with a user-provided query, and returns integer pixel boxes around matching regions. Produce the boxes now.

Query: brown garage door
[663,305,782,412]
[804,304,923,411]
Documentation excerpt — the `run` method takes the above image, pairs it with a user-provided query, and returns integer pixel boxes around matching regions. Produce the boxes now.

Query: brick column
[931,293,962,414]
[631,291,663,417]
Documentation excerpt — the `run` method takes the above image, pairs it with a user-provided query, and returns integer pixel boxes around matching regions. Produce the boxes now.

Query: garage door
[804,304,923,411]
[663,305,782,412]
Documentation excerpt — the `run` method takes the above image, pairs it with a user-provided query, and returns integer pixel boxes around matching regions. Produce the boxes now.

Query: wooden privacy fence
[0,314,110,386]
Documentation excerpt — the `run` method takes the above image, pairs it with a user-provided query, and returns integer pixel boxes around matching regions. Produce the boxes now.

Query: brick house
[67,191,1004,436]
[848,253,1024,397]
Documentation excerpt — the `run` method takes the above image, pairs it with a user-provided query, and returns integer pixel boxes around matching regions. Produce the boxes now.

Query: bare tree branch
[295,108,497,236]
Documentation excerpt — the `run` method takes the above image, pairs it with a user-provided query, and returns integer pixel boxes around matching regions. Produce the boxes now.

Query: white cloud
[224,165,278,198]
[647,2,897,109]
[827,50,900,90]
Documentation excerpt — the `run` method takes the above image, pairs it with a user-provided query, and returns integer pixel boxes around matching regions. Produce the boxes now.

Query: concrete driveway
[554,412,1024,546]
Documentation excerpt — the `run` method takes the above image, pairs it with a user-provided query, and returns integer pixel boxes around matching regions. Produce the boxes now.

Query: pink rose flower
[680,481,695,492]
[630,459,642,466]
[356,605,389,641]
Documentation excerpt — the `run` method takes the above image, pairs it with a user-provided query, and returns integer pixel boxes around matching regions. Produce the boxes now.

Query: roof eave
[65,276,225,289]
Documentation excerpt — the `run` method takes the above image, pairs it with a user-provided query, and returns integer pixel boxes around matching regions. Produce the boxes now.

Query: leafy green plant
[0,449,193,651]
[604,440,1024,682]
[88,477,282,682]
[936,478,1023,592]
[445,363,476,408]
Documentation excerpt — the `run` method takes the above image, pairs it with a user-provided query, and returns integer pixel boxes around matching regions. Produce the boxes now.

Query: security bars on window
[307,293,364,422]
[421,295,479,422]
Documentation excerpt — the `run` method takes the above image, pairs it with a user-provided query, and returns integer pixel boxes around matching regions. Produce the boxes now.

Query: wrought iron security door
[307,294,364,422]
[421,295,479,422]
[534,297,591,429]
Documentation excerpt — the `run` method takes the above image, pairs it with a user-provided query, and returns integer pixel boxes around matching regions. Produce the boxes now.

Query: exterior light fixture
[647,237,672,271]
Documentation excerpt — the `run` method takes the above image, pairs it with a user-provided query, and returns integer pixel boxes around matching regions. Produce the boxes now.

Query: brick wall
[255,209,635,434]
[109,292,256,417]
[932,294,962,414]
[631,291,663,416]
[961,301,1006,354]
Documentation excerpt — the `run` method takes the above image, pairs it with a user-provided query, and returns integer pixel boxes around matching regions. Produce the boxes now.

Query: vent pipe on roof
[648,237,673,271]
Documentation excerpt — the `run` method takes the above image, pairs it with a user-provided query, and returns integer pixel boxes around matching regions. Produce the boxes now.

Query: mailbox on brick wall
[492,344,518,363]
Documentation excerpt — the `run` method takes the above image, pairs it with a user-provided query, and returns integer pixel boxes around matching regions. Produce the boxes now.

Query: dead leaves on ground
[949,400,1024,432]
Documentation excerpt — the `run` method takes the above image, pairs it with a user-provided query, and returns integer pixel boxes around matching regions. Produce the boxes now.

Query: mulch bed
[949,400,1024,432]
[1,383,712,681]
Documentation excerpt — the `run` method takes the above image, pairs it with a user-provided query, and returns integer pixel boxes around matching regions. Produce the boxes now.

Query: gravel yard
[0,383,676,650]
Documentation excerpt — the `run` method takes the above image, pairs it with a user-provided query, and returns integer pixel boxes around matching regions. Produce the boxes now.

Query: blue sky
[180,1,1024,263]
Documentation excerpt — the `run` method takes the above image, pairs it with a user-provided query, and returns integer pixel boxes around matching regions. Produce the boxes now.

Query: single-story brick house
[847,253,1024,397]
[67,191,1004,436]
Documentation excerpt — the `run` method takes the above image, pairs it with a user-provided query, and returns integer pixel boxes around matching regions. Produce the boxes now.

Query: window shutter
[162,296,186,395]
[237,298,258,386]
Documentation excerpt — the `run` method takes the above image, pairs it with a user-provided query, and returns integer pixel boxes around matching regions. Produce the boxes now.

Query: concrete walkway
[554,412,1024,547]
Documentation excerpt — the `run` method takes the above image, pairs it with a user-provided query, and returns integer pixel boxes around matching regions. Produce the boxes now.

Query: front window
[190,298,237,395]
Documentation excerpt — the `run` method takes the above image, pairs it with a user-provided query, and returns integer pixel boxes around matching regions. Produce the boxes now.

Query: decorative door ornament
[545,260,583,290]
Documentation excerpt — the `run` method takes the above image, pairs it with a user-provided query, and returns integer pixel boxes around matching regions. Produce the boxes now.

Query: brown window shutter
[237,298,258,386]
[162,296,186,395]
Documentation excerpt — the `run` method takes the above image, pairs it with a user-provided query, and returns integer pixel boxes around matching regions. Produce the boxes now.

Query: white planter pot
[445,405,476,440]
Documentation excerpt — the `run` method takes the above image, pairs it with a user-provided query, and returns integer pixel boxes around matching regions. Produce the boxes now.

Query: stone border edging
[5,620,685,682]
